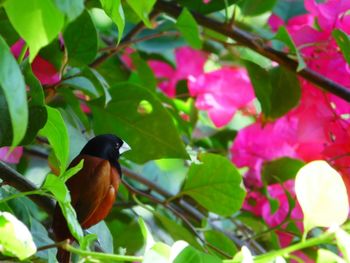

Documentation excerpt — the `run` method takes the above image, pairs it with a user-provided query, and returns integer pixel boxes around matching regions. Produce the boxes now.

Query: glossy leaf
[246,64,301,119]
[0,35,28,146]
[181,153,246,216]
[295,161,349,233]
[262,157,304,185]
[39,106,69,175]
[131,52,156,91]
[174,246,221,263]
[100,0,125,43]
[61,76,99,98]
[333,29,350,67]
[274,26,306,71]
[176,0,238,14]
[89,83,188,163]
[54,0,84,22]
[176,8,202,49]
[238,0,277,16]
[204,230,237,258]
[4,0,64,61]
[125,0,156,28]
[63,10,98,66]
[0,212,36,260]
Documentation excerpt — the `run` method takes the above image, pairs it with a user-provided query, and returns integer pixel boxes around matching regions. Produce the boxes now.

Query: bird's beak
[119,141,131,154]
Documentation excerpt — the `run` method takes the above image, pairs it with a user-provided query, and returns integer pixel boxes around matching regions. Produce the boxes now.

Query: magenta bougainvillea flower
[0,147,23,164]
[11,40,60,85]
[188,67,255,128]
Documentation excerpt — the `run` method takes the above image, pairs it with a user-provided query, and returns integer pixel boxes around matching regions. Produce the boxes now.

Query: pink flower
[231,117,298,186]
[148,47,207,97]
[11,40,60,85]
[188,67,255,128]
[0,147,23,164]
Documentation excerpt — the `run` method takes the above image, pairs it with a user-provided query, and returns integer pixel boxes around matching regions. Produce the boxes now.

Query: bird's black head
[80,134,130,172]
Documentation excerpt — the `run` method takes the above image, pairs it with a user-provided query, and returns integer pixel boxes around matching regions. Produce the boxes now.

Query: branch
[90,10,161,68]
[155,0,350,103]
[0,161,55,214]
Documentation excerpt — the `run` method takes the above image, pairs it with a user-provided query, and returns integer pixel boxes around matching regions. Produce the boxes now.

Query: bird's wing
[66,155,113,227]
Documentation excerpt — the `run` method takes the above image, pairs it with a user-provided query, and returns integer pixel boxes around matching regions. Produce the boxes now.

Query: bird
[52,134,131,263]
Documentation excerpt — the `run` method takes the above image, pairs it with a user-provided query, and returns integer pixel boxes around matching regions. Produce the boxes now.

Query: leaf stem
[17,43,28,64]
[64,243,143,262]
[0,189,50,203]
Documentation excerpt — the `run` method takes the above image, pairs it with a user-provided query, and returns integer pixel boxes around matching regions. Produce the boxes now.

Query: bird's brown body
[52,134,129,263]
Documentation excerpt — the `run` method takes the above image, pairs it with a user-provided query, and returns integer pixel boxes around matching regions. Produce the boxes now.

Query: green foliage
[100,0,125,43]
[246,63,301,119]
[125,0,156,28]
[90,83,189,163]
[63,10,98,66]
[4,0,64,61]
[238,0,277,16]
[333,29,350,67]
[0,35,28,146]
[176,8,202,49]
[181,153,246,216]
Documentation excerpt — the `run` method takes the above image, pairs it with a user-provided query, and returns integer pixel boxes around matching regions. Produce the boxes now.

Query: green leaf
[89,83,189,163]
[4,0,64,61]
[176,8,202,49]
[138,217,155,252]
[42,173,84,242]
[204,230,237,258]
[125,0,156,28]
[63,10,98,66]
[131,52,157,91]
[274,0,306,21]
[39,106,69,175]
[174,246,221,263]
[246,64,301,119]
[0,212,36,260]
[143,242,171,263]
[238,0,277,16]
[155,212,201,250]
[176,0,238,15]
[60,159,84,182]
[54,0,84,22]
[274,26,306,71]
[42,173,70,202]
[0,8,19,45]
[333,29,350,67]
[316,249,345,263]
[262,157,304,185]
[181,153,246,216]
[335,228,350,262]
[88,221,114,253]
[100,0,125,43]
[61,76,100,98]
[268,66,301,118]
[20,62,47,145]
[0,35,28,146]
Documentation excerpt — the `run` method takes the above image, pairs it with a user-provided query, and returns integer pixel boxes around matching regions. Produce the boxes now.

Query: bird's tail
[57,247,71,263]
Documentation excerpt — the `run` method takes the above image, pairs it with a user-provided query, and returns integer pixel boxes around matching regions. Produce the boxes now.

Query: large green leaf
[21,62,47,145]
[262,157,304,185]
[125,0,156,28]
[0,212,36,260]
[176,8,202,49]
[155,212,201,250]
[4,0,64,61]
[63,10,98,66]
[176,0,238,15]
[39,106,69,175]
[246,64,301,120]
[0,35,28,146]
[131,52,156,91]
[238,0,277,16]
[89,83,188,163]
[333,29,350,67]
[204,230,237,258]
[174,246,221,263]
[54,0,84,22]
[0,8,19,45]
[100,0,125,43]
[181,153,246,216]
